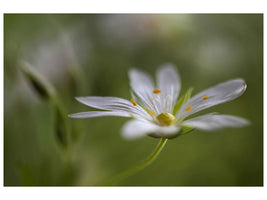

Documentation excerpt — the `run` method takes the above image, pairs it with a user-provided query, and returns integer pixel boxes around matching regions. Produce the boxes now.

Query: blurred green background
[4,14,263,186]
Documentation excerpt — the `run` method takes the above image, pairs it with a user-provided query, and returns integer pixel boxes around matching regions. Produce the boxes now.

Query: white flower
[69,63,249,139]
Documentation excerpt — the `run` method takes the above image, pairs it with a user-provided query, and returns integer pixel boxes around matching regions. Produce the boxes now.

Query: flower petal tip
[75,96,84,102]
[68,113,77,118]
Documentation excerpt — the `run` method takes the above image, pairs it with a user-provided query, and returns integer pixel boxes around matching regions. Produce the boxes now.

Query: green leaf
[173,87,193,115]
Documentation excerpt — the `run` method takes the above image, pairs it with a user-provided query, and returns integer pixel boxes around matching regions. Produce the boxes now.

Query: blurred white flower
[69,63,249,139]
[21,24,90,84]
[98,15,193,50]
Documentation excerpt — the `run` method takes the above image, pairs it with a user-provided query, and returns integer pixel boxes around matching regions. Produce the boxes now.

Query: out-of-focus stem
[102,138,168,186]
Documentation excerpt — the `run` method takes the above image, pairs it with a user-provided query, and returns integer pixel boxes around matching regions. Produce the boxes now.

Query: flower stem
[102,138,168,186]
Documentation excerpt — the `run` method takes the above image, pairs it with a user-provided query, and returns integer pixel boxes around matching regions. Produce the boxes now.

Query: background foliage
[4,14,263,186]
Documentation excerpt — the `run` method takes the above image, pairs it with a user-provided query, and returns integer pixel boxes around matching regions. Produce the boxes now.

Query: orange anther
[202,96,209,100]
[131,98,137,106]
[153,89,161,94]
[186,106,192,111]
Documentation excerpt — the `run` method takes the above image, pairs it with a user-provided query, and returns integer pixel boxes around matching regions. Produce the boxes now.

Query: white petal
[176,79,247,120]
[156,63,181,113]
[68,111,131,118]
[181,114,250,131]
[122,120,180,139]
[128,68,155,110]
[75,96,152,121]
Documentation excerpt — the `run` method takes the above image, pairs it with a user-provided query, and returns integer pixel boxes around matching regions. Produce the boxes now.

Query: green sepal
[19,61,57,100]
[173,87,193,115]
[129,113,135,120]
[179,125,195,135]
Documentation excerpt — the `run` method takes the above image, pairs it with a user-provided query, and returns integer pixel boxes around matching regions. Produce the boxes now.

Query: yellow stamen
[153,89,161,94]
[186,106,192,111]
[202,96,209,100]
[147,110,156,116]
[131,98,137,106]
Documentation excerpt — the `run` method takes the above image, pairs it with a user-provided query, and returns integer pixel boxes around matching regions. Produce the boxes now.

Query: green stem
[102,138,168,186]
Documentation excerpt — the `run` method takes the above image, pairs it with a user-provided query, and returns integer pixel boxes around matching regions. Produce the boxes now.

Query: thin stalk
[102,138,168,186]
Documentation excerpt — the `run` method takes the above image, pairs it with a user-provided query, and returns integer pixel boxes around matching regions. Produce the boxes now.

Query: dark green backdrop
[4,14,263,186]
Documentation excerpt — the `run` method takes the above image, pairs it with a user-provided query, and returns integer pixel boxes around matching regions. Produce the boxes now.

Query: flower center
[156,112,176,126]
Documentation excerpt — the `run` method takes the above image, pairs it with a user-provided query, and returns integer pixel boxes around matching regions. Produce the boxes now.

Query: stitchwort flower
[69,63,249,139]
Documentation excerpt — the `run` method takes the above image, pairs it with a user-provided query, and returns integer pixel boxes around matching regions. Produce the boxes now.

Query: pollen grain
[131,98,137,106]
[202,96,209,100]
[153,89,161,94]
[147,110,156,116]
[150,97,155,102]
[186,106,192,111]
